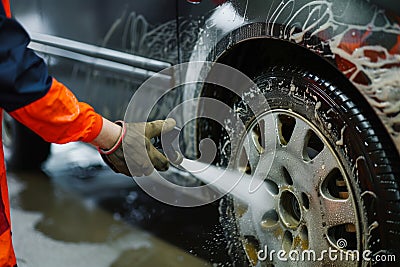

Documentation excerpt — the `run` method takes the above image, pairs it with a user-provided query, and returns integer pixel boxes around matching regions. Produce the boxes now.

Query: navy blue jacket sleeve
[0,10,52,112]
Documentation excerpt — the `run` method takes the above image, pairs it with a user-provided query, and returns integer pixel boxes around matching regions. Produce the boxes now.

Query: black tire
[2,113,51,170]
[211,66,400,266]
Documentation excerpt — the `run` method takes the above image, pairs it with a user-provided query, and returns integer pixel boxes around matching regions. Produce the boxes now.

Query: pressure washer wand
[153,126,183,164]
[153,127,265,205]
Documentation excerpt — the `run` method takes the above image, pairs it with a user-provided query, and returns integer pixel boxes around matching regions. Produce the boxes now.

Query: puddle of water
[8,144,212,267]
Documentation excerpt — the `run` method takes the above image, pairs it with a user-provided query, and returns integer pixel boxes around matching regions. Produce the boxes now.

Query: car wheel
[217,66,400,266]
[2,112,51,170]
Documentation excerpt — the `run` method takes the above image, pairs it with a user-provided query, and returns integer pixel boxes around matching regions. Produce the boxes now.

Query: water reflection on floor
[7,143,230,267]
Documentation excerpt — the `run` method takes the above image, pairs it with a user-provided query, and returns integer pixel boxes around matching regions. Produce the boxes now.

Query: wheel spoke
[286,119,310,156]
[261,114,279,152]
[251,121,265,154]
[321,197,356,227]
[309,146,338,185]
[242,134,262,174]
[263,160,285,187]
[312,147,337,172]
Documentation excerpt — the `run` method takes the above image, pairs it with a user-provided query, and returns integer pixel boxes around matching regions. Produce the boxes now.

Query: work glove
[99,118,176,177]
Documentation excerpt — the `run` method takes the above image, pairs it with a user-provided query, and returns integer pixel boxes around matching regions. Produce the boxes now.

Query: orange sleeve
[9,78,103,144]
[1,0,11,18]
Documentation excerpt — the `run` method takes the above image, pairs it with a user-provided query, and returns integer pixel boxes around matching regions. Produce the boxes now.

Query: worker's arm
[0,12,173,176]
[0,9,105,144]
[91,118,123,150]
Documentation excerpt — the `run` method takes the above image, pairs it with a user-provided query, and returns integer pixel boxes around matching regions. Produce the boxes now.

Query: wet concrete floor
[7,143,231,267]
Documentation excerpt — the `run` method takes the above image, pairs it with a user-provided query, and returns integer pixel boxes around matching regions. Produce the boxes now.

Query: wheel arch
[203,34,368,114]
[198,33,399,157]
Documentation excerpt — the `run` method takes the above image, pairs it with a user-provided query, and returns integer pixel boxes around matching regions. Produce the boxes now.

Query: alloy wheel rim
[232,109,360,266]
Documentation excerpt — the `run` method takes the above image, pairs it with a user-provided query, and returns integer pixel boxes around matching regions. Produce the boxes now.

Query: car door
[10,0,178,121]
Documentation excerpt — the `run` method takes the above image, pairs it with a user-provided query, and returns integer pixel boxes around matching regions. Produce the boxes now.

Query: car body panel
[11,0,178,121]
[11,0,178,61]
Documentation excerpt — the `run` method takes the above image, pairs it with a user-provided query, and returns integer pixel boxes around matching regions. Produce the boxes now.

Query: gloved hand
[99,118,176,177]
